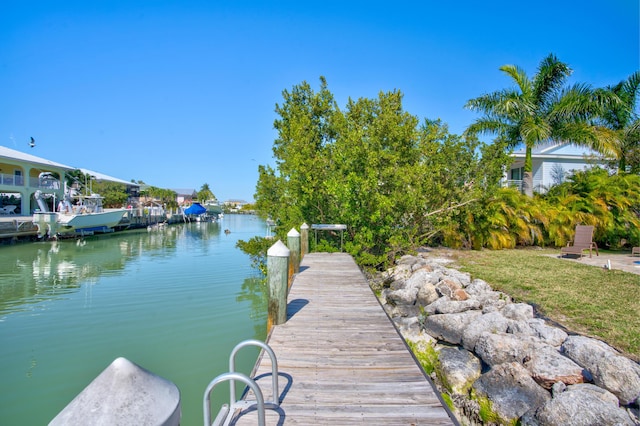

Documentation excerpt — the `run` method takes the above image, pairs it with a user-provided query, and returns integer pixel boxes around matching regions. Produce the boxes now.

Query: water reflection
[0,223,211,317]
[237,276,269,337]
[0,215,267,426]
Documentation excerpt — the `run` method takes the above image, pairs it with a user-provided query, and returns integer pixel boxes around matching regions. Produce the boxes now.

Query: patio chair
[560,225,599,258]
[632,247,640,257]
[0,205,16,215]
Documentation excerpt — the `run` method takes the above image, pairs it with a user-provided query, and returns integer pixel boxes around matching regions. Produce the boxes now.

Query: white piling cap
[267,239,290,257]
[49,357,181,426]
[287,228,300,237]
[300,222,309,230]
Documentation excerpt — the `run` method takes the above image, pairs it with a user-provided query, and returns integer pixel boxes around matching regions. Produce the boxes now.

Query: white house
[0,145,140,214]
[505,142,607,193]
[0,145,75,215]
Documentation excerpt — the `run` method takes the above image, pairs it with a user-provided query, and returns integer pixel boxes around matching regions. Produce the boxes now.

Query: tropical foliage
[90,181,129,208]
[248,58,639,271]
[196,183,216,202]
[443,168,640,251]
[140,186,178,209]
[465,54,617,197]
[599,71,640,173]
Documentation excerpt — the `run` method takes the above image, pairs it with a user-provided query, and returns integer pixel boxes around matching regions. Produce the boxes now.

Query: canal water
[0,214,269,426]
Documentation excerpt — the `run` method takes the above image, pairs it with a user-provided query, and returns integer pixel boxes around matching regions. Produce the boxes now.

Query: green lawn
[445,248,640,361]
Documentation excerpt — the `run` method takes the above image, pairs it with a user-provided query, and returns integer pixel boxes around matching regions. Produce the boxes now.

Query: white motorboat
[33,191,128,238]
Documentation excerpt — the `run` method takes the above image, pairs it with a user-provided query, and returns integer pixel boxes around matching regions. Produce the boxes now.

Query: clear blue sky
[1,1,638,202]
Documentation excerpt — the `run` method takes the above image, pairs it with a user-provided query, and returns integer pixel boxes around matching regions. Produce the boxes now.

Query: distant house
[0,145,75,214]
[224,199,248,211]
[173,189,197,205]
[0,145,140,214]
[505,142,607,193]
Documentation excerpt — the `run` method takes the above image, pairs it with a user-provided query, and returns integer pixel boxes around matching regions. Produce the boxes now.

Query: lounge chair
[0,205,16,215]
[632,247,640,257]
[560,225,599,258]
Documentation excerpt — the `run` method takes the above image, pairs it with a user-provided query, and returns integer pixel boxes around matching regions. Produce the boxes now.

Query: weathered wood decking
[233,252,455,425]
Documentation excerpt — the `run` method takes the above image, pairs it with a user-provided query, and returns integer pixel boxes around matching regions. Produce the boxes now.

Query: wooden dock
[0,215,38,240]
[231,252,455,425]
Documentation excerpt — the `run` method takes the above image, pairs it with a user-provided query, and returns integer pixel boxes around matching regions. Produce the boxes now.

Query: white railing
[503,179,547,194]
[504,180,523,191]
[0,173,24,186]
[29,176,61,189]
[0,173,63,189]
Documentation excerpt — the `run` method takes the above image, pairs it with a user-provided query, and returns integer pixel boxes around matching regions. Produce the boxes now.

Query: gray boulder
[424,296,482,315]
[501,302,534,321]
[435,278,463,298]
[416,282,439,306]
[523,345,585,389]
[472,362,550,422]
[441,269,472,287]
[438,346,482,395]
[562,335,640,405]
[461,311,511,352]
[405,268,435,290]
[480,296,510,313]
[383,286,418,306]
[465,278,493,296]
[522,383,635,426]
[384,302,420,319]
[474,331,546,367]
[508,318,568,347]
[422,311,483,345]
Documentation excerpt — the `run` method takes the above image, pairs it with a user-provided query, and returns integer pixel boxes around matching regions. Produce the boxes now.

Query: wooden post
[267,240,290,330]
[287,228,300,278]
[300,223,309,258]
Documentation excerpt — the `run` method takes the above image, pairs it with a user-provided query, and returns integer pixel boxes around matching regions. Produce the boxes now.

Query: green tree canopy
[141,186,177,205]
[91,181,129,208]
[197,183,216,201]
[254,78,510,268]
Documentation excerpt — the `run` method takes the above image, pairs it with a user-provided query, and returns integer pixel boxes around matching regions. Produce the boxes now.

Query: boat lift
[203,340,279,426]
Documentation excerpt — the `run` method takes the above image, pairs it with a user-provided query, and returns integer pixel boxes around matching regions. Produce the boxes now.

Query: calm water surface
[0,214,268,426]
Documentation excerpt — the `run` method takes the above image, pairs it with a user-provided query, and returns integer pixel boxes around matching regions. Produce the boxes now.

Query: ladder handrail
[203,372,265,426]
[229,339,279,407]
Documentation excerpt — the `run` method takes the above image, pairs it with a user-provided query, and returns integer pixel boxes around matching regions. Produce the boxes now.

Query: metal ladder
[203,340,279,426]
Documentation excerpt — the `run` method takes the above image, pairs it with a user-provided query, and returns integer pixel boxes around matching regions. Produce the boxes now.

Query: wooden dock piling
[287,227,300,275]
[266,240,290,330]
[300,223,309,258]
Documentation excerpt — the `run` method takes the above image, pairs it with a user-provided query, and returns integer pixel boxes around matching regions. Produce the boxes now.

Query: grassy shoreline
[436,248,640,361]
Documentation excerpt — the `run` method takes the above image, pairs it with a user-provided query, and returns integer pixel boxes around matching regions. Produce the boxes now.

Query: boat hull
[57,209,128,231]
[33,209,128,237]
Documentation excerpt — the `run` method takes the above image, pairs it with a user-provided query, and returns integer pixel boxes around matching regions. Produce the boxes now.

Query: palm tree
[600,71,640,174]
[198,183,216,202]
[465,53,616,196]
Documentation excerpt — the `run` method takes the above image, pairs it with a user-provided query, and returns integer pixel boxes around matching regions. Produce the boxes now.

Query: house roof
[512,141,602,159]
[79,168,139,187]
[0,145,75,170]
[0,146,140,187]
[173,188,197,196]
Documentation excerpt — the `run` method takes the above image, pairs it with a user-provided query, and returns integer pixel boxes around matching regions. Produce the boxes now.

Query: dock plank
[231,252,455,425]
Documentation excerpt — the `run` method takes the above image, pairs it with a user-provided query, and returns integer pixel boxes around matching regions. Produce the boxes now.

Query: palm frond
[499,64,532,95]
[533,54,572,106]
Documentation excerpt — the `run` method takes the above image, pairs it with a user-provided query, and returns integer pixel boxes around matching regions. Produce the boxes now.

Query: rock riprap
[373,253,639,425]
